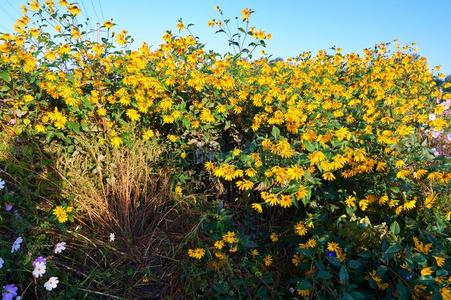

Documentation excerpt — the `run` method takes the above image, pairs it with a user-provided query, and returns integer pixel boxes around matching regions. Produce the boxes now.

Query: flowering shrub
[0,1,450,298]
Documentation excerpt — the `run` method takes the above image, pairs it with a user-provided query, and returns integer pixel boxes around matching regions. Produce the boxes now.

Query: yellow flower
[200,108,215,123]
[413,237,432,254]
[241,8,252,21]
[214,252,225,260]
[53,206,68,223]
[307,238,317,248]
[251,203,263,213]
[403,199,416,211]
[359,199,369,211]
[71,29,81,39]
[68,4,80,16]
[421,267,433,276]
[214,240,225,250]
[111,136,122,148]
[188,248,205,260]
[345,195,356,208]
[322,172,336,181]
[222,231,237,244]
[292,254,302,266]
[167,135,177,142]
[251,249,259,257]
[208,19,215,27]
[394,160,405,168]
[424,193,436,209]
[29,0,40,11]
[35,124,45,133]
[162,32,172,42]
[294,222,308,236]
[296,186,309,200]
[287,165,304,181]
[175,186,183,197]
[261,192,278,206]
[263,255,272,266]
[103,20,113,29]
[97,107,107,116]
[142,130,155,141]
[279,195,293,208]
[270,233,278,242]
[433,256,445,267]
[116,30,128,46]
[204,161,215,172]
[396,169,410,179]
[236,179,253,191]
[176,21,185,31]
[126,109,140,121]
[297,290,311,297]
[309,151,326,165]
[229,245,238,253]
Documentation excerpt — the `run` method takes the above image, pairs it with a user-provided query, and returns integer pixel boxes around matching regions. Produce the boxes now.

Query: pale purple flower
[11,237,23,253]
[53,242,66,254]
[2,284,18,300]
[4,204,13,211]
[32,256,46,268]
[0,257,4,269]
[43,277,59,291]
[447,133,451,142]
[0,178,5,190]
[432,148,440,157]
[441,100,451,110]
[428,113,436,121]
[431,130,442,139]
[32,261,46,278]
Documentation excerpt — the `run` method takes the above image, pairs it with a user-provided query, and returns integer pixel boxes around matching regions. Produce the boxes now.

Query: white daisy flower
[32,261,46,278]
[44,277,59,291]
[109,233,115,242]
[54,242,66,254]
[11,237,23,253]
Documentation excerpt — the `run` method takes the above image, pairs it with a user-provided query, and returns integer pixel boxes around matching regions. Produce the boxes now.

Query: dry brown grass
[55,134,178,266]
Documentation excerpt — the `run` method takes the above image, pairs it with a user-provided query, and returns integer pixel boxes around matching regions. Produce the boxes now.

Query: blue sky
[1,0,450,74]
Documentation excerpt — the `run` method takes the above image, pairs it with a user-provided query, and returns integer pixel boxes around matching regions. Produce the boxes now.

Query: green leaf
[182,118,191,129]
[348,260,361,269]
[296,279,312,290]
[385,244,400,254]
[66,121,80,134]
[390,221,400,235]
[0,70,11,82]
[326,256,341,267]
[271,126,280,139]
[316,270,333,280]
[339,266,349,283]
[303,140,317,152]
[396,282,408,300]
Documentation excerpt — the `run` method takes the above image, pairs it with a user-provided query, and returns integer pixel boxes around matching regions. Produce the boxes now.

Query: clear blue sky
[1,0,450,74]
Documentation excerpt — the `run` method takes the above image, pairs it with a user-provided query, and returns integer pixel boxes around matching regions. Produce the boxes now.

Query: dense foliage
[0,1,450,299]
